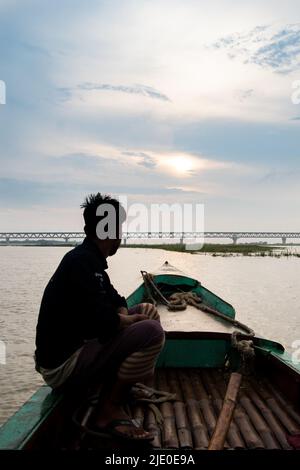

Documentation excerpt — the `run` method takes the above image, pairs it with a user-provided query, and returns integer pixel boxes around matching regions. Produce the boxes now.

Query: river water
[0,246,299,426]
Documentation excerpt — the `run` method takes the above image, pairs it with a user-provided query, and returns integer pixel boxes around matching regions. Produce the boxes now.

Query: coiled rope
[140,270,255,337]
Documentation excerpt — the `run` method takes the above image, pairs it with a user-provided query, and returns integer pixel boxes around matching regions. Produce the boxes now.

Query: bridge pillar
[282,236,287,245]
[179,234,184,246]
[65,237,69,243]
[6,236,10,244]
[232,235,238,245]
[123,238,127,246]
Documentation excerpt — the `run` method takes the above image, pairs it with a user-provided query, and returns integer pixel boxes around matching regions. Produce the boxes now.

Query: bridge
[0,232,299,244]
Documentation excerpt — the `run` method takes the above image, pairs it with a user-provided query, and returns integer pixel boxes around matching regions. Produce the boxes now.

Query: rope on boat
[140,270,255,337]
[71,383,176,438]
[231,331,255,367]
[130,382,177,404]
[129,383,177,426]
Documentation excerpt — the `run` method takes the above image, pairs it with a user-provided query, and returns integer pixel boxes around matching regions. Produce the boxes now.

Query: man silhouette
[35,193,165,441]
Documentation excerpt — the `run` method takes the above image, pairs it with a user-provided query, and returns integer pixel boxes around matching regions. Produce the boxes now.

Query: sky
[0,0,299,232]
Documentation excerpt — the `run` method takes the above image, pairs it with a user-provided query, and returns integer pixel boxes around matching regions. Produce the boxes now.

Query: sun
[154,151,200,177]
[170,156,194,175]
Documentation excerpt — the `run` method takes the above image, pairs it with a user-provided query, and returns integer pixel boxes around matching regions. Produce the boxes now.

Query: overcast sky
[0,0,299,231]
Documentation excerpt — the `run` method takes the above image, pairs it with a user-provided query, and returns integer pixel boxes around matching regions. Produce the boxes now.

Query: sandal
[84,418,154,442]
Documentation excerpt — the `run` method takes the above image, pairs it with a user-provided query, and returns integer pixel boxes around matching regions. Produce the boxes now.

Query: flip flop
[85,419,154,442]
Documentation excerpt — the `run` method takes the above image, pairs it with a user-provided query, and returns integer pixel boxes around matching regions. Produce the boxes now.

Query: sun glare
[170,156,194,175]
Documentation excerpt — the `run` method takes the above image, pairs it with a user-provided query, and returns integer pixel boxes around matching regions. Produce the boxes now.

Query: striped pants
[61,303,165,391]
[117,303,164,382]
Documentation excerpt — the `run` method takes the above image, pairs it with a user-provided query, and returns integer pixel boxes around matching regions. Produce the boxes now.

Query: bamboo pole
[186,398,209,449]
[144,408,162,448]
[160,402,179,448]
[201,370,245,449]
[178,369,210,449]
[167,369,184,401]
[265,380,300,426]
[168,371,194,448]
[156,368,170,392]
[156,370,179,448]
[252,380,300,435]
[190,370,217,436]
[174,401,193,448]
[178,368,196,400]
[201,370,224,407]
[208,372,242,450]
[239,394,280,449]
[234,404,265,449]
[246,384,292,449]
[211,370,264,449]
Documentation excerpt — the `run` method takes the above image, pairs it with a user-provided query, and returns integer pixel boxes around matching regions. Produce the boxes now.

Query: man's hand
[117,306,129,316]
[118,313,148,329]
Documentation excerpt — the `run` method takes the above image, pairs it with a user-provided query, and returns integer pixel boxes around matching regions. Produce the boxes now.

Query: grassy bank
[123,243,300,257]
[122,243,275,255]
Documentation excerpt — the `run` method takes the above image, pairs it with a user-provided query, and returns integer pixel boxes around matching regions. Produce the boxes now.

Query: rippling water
[0,246,300,426]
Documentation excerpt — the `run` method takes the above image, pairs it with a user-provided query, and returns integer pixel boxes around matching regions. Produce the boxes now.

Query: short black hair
[81,193,126,239]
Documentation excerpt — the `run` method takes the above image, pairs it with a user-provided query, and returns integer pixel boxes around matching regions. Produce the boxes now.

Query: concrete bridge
[0,232,299,244]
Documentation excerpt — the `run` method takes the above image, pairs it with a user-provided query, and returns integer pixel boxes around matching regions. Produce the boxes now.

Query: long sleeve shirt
[35,237,126,369]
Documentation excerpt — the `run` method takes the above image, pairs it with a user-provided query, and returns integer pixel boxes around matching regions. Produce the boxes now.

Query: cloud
[122,151,157,169]
[74,82,171,102]
[0,176,204,209]
[259,168,300,184]
[234,88,254,102]
[56,87,73,103]
[211,23,300,74]
[48,152,103,168]
[0,178,67,207]
[1,0,300,230]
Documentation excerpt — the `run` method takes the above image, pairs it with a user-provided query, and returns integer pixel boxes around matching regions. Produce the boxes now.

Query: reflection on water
[0,246,299,425]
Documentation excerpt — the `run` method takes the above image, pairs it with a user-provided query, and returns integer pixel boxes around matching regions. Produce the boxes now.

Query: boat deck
[122,368,300,450]
[159,304,245,334]
[47,367,300,450]
[19,366,300,450]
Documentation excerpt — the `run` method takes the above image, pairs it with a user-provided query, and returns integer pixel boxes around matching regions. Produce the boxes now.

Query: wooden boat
[0,261,300,450]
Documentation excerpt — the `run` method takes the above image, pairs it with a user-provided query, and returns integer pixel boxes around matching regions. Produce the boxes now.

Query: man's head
[81,193,126,257]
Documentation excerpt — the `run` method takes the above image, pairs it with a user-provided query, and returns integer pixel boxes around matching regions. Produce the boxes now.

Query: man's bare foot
[94,403,152,440]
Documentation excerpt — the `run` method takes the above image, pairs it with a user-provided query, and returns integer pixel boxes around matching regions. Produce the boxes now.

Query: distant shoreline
[122,243,300,257]
[1,241,299,257]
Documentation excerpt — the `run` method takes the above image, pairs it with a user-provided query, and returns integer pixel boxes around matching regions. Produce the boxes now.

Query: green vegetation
[196,243,274,254]
[123,243,300,257]
[122,243,275,255]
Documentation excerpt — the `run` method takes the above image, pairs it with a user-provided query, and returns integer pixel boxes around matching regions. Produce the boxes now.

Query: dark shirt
[35,237,126,369]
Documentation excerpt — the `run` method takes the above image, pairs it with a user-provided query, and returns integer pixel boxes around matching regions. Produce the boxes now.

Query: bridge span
[0,232,299,244]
